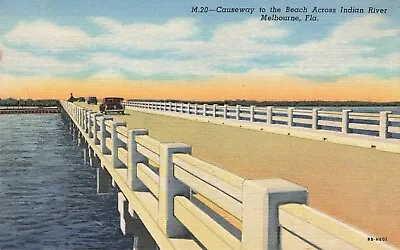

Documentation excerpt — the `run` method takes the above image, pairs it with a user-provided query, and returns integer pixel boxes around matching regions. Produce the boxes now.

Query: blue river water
[0,114,132,249]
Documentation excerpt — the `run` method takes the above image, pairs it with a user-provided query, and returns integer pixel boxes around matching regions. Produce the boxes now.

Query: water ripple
[0,115,132,249]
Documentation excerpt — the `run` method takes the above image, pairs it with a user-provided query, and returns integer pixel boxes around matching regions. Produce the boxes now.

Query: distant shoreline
[0,98,59,107]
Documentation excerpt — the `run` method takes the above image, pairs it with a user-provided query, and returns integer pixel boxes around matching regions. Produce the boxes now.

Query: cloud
[174,19,290,62]
[1,16,398,79]
[90,53,217,76]
[91,17,199,50]
[4,20,91,52]
[0,44,86,76]
[332,16,399,42]
[276,16,400,75]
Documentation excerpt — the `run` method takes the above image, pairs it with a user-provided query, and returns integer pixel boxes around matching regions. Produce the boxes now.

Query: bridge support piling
[158,143,192,237]
[242,179,308,250]
[71,124,76,141]
[77,131,82,146]
[92,154,101,169]
[118,192,135,236]
[82,140,89,164]
[88,146,95,167]
[132,221,158,250]
[97,165,112,193]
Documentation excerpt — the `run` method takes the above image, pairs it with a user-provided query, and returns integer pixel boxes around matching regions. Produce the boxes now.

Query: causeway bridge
[60,100,399,249]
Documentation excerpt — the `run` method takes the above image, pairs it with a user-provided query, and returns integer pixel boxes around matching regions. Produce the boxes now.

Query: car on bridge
[99,97,125,115]
[77,97,85,102]
[87,96,98,105]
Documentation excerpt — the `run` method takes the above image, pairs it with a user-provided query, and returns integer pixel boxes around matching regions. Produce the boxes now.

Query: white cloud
[174,19,290,62]
[1,16,398,79]
[0,44,86,76]
[279,16,400,75]
[4,20,91,52]
[90,53,217,76]
[332,16,399,42]
[91,17,199,50]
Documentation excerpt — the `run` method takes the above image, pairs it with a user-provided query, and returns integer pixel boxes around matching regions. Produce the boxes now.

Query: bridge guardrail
[123,101,400,140]
[61,101,396,250]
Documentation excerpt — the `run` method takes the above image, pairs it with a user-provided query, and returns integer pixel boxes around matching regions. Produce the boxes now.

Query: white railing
[61,101,396,250]
[123,101,400,140]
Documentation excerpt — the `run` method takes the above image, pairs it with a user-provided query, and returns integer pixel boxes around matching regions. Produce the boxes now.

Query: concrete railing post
[266,106,273,124]
[342,110,352,133]
[203,104,207,116]
[187,103,190,114]
[242,179,308,250]
[111,121,127,168]
[158,143,192,237]
[180,103,183,113]
[128,129,149,191]
[379,111,392,138]
[236,105,241,120]
[213,104,217,117]
[312,108,320,130]
[93,114,103,145]
[100,117,113,154]
[223,104,228,119]
[77,107,81,126]
[250,105,255,122]
[83,109,88,132]
[288,107,295,127]
[194,103,198,115]
[87,111,95,137]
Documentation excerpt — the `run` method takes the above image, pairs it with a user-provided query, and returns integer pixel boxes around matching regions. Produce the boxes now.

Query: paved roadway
[79,103,400,247]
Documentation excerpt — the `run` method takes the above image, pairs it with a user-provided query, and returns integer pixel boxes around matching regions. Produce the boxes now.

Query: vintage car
[87,96,98,105]
[99,97,125,115]
[77,97,85,102]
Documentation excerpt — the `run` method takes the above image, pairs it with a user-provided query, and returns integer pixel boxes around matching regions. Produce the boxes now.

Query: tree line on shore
[0,98,59,107]
[128,99,400,107]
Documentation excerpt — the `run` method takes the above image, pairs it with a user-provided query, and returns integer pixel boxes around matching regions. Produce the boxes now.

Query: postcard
[0,0,398,249]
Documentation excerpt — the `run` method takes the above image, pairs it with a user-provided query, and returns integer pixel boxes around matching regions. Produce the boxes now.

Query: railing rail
[123,101,400,140]
[60,101,396,250]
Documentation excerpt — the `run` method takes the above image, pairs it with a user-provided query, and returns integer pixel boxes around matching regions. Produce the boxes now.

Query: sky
[0,0,399,101]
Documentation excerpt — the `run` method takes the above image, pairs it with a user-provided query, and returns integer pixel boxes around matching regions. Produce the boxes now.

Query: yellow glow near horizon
[1,74,399,101]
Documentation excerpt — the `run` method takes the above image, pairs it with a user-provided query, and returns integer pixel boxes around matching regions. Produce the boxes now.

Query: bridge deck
[79,103,400,247]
